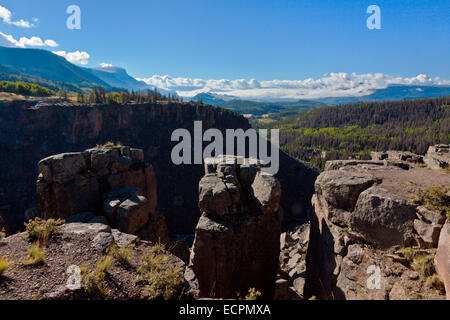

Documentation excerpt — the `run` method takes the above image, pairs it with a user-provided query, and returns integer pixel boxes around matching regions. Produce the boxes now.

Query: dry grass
[25,217,65,244]
[81,256,112,298]
[95,141,122,149]
[411,254,435,277]
[244,288,262,300]
[411,185,450,218]
[136,243,184,300]
[426,274,445,294]
[108,244,135,267]
[0,256,13,276]
[22,242,45,266]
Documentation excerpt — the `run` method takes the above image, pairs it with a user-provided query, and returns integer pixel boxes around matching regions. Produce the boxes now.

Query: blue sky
[0,0,449,99]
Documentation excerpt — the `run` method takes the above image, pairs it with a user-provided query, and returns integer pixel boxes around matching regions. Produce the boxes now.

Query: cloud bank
[52,50,90,65]
[136,73,450,100]
[0,32,58,48]
[0,5,34,28]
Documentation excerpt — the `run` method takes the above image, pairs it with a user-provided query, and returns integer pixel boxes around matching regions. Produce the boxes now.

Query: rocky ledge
[0,222,198,300]
[305,155,449,300]
[36,146,169,244]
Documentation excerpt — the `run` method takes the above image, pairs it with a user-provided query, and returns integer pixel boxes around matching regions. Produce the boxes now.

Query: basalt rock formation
[36,146,169,244]
[189,155,282,299]
[0,101,318,234]
[305,158,448,300]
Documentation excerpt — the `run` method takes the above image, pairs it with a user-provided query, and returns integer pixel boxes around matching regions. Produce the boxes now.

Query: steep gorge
[0,101,318,234]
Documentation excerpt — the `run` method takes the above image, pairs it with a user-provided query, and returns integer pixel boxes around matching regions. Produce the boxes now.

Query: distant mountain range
[0,46,160,92]
[315,85,450,105]
[1,46,449,115]
[191,93,327,115]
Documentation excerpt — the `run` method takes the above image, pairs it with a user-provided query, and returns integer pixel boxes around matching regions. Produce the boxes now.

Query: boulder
[424,144,449,169]
[413,219,441,248]
[315,170,380,212]
[434,220,449,300]
[37,147,157,221]
[351,187,416,249]
[116,195,150,234]
[38,152,87,184]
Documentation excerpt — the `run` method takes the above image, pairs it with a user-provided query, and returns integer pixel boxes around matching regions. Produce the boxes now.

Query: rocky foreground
[0,145,449,300]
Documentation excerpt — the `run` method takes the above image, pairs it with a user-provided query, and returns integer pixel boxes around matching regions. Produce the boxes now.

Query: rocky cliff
[190,156,282,299]
[0,101,318,234]
[304,155,448,300]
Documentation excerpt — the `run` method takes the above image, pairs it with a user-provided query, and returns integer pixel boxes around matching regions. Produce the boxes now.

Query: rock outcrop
[37,146,169,244]
[0,222,198,300]
[0,101,317,234]
[190,156,282,299]
[305,159,447,300]
[424,144,449,169]
[435,220,449,300]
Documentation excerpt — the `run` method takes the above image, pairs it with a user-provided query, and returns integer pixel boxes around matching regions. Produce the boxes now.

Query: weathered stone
[111,229,138,247]
[135,212,170,245]
[293,277,306,296]
[324,160,384,171]
[413,219,441,248]
[315,170,379,212]
[198,174,232,215]
[251,172,281,214]
[416,206,447,225]
[351,187,416,249]
[92,232,114,252]
[38,152,87,184]
[116,195,150,234]
[434,220,449,300]
[190,156,282,299]
[64,222,111,235]
[424,144,449,169]
[168,239,191,265]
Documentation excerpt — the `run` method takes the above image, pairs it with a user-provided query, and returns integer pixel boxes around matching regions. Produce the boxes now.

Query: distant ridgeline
[0,81,55,97]
[256,96,450,169]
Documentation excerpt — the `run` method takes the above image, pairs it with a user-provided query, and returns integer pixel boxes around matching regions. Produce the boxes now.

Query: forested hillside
[255,97,450,169]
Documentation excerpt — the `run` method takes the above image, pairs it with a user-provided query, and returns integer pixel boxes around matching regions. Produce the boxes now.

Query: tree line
[75,87,184,104]
[0,81,55,97]
[257,97,450,169]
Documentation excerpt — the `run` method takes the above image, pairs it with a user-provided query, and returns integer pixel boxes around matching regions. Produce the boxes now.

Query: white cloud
[44,39,58,47]
[52,50,90,65]
[0,5,34,28]
[0,32,58,48]
[100,62,113,68]
[136,73,450,100]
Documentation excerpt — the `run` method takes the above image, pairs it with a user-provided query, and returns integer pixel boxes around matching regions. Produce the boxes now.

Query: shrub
[25,217,65,244]
[136,244,184,300]
[0,256,12,276]
[411,254,435,277]
[244,288,262,300]
[399,246,415,265]
[95,141,122,149]
[412,185,450,218]
[427,274,445,294]
[22,242,45,266]
[109,244,134,267]
[81,256,111,298]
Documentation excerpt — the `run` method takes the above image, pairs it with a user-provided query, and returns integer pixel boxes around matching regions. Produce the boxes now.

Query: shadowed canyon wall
[0,101,318,233]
